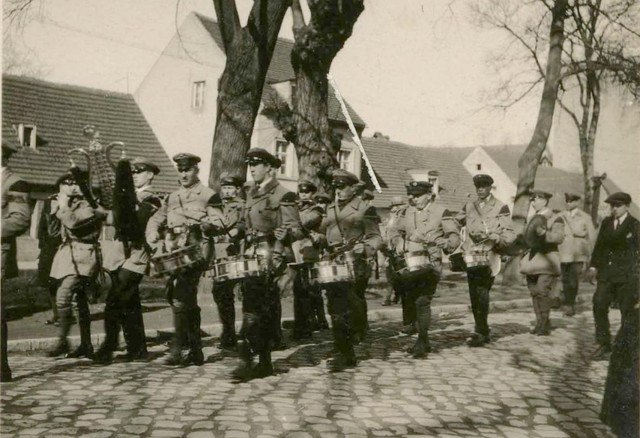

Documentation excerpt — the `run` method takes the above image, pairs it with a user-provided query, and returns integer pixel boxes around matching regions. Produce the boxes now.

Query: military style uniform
[1,163,31,380]
[383,200,410,324]
[457,189,515,345]
[558,196,595,315]
[98,185,162,362]
[240,177,302,375]
[590,192,639,354]
[146,168,224,365]
[291,196,324,338]
[520,198,565,336]
[389,181,459,358]
[49,192,107,357]
[212,194,245,350]
[37,196,62,325]
[320,191,382,369]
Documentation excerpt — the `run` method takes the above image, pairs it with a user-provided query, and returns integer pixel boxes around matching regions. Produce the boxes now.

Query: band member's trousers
[169,269,202,355]
[292,267,313,338]
[242,275,281,362]
[466,266,494,337]
[324,281,356,361]
[101,268,147,356]
[404,271,439,343]
[560,262,582,306]
[593,277,639,348]
[213,280,237,347]
[526,274,557,331]
[56,275,92,347]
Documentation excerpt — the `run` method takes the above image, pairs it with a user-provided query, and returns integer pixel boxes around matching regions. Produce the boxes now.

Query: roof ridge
[3,74,134,99]
[194,12,295,45]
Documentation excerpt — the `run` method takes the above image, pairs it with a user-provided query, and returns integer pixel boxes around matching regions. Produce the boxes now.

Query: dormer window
[18,124,37,149]
[338,149,352,172]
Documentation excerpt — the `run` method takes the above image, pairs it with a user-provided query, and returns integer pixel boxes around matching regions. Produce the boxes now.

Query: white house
[134,12,366,191]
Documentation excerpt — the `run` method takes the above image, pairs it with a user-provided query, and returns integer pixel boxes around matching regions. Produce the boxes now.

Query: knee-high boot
[530,296,542,334]
[187,308,203,364]
[167,311,186,365]
[537,296,552,336]
[48,309,72,357]
[412,295,432,358]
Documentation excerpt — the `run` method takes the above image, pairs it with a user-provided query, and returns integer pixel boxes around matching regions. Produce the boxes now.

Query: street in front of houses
[1,306,617,438]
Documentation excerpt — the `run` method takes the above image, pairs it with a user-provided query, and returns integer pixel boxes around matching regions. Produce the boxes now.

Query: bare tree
[261,0,364,190]
[471,0,640,225]
[208,0,291,188]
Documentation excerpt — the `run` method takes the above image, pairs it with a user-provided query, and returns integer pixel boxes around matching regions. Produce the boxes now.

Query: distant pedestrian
[520,189,565,336]
[558,192,595,316]
[588,192,639,361]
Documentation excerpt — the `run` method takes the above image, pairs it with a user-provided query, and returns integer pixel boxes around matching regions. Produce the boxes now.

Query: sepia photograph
[1,0,639,436]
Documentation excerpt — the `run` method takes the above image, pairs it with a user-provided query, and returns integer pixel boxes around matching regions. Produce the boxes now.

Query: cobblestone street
[1,307,617,438]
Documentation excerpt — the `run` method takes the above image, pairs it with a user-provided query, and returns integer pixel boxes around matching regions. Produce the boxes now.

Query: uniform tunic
[1,168,31,279]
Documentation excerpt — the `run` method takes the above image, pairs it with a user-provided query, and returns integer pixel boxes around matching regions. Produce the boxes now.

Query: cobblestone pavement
[1,307,618,438]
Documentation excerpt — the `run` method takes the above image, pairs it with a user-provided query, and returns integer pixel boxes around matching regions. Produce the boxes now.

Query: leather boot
[165,312,186,365]
[253,351,274,378]
[68,289,93,358]
[411,295,432,358]
[49,310,72,357]
[530,296,542,334]
[537,296,552,336]
[186,309,204,365]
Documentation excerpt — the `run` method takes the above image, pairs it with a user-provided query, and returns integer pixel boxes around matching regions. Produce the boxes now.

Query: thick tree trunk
[583,77,600,217]
[208,0,290,189]
[293,65,334,189]
[289,0,364,191]
[505,0,568,286]
[512,0,569,233]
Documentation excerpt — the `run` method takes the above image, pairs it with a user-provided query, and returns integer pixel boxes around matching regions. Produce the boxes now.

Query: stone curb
[7,294,590,353]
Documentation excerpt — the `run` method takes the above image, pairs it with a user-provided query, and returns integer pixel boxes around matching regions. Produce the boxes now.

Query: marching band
[4,136,636,383]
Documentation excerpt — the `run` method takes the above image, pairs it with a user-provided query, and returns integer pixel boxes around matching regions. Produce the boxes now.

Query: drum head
[489,252,502,277]
[524,215,547,249]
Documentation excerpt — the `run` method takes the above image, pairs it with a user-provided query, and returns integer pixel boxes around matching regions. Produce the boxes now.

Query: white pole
[327,73,382,193]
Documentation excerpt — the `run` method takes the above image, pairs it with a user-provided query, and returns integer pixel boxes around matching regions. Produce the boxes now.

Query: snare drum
[150,244,204,276]
[463,249,491,269]
[310,260,354,285]
[396,251,434,281]
[208,255,268,282]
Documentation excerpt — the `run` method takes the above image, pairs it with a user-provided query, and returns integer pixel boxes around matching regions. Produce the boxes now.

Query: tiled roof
[195,13,365,128]
[2,75,178,193]
[361,137,477,211]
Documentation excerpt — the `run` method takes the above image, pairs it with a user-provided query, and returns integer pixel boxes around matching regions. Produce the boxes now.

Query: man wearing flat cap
[589,192,639,360]
[520,189,565,336]
[381,195,408,309]
[389,180,460,358]
[456,174,515,347]
[94,158,162,364]
[211,172,245,351]
[558,192,595,317]
[318,169,382,371]
[1,143,31,381]
[234,148,302,378]
[146,152,225,366]
[48,169,108,359]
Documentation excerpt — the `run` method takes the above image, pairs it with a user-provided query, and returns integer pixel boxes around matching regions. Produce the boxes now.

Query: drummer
[292,179,324,339]
[456,174,515,347]
[212,173,245,351]
[236,148,302,379]
[319,169,382,371]
[146,153,225,366]
[309,192,331,330]
[519,189,565,336]
[388,181,460,358]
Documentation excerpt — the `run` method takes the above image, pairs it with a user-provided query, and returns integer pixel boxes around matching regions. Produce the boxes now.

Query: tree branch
[213,0,241,51]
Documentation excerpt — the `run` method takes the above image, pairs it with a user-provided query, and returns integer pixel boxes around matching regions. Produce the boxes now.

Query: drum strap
[333,200,346,244]
[472,202,489,235]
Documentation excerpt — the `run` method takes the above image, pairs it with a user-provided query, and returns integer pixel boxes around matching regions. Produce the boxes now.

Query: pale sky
[4,0,539,148]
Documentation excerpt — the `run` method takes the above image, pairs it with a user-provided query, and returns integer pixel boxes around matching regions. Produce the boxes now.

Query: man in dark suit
[589,192,640,360]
